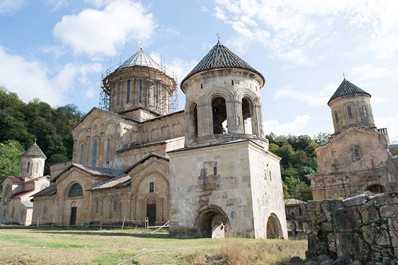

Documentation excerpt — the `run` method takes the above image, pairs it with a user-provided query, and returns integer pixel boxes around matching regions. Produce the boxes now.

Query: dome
[23,141,46,158]
[181,41,265,88]
[117,48,164,72]
[328,78,371,105]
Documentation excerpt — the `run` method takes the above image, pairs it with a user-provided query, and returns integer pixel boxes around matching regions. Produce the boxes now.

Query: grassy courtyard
[0,227,307,264]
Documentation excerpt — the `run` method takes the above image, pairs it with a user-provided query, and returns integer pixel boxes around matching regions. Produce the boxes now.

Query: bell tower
[180,41,266,147]
[20,140,46,179]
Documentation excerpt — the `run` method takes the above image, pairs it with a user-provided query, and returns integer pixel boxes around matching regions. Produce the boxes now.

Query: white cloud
[53,0,156,57]
[0,47,101,107]
[264,115,312,136]
[213,0,398,63]
[0,0,25,13]
[274,86,329,106]
[351,64,398,81]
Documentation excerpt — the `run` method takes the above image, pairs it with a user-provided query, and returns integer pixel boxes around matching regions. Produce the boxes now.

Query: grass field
[0,227,307,264]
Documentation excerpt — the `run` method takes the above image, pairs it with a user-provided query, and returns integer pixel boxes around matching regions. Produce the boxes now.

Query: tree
[0,140,24,186]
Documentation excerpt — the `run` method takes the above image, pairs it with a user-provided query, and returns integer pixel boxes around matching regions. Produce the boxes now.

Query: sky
[0,0,397,142]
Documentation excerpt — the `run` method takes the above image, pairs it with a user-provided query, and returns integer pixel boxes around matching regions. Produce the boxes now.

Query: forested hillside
[0,87,326,200]
[0,87,82,178]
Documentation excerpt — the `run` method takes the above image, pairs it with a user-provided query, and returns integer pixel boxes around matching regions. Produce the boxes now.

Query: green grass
[0,228,307,264]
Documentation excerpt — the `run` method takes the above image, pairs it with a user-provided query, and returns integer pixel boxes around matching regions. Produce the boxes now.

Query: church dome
[116,48,164,72]
[181,41,265,89]
[22,141,46,158]
[328,78,371,105]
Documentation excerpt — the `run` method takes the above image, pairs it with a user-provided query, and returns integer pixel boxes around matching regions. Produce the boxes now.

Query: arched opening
[366,184,385,194]
[194,206,230,238]
[266,213,283,239]
[212,97,227,134]
[242,97,253,134]
[190,103,198,139]
[91,138,98,167]
[146,198,156,225]
[70,202,77,225]
[68,183,83,198]
[3,184,11,205]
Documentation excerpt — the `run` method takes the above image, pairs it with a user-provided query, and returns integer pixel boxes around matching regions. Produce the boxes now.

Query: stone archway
[365,184,385,194]
[194,206,230,238]
[266,213,283,239]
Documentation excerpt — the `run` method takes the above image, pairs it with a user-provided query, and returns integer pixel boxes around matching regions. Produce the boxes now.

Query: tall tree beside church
[266,133,319,201]
[0,87,82,174]
[0,140,24,186]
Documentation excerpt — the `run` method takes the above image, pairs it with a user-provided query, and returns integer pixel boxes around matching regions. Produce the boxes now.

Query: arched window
[352,145,361,161]
[112,197,118,213]
[27,162,30,173]
[242,98,253,134]
[190,103,198,139]
[347,106,353,119]
[91,138,98,167]
[68,183,83,198]
[34,161,39,174]
[106,138,111,166]
[79,144,84,164]
[117,81,121,105]
[138,80,143,103]
[126,80,131,103]
[362,105,368,117]
[212,97,227,134]
[95,199,100,214]
[366,184,385,194]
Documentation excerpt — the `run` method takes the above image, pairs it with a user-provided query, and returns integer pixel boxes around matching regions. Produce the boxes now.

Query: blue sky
[1,0,397,142]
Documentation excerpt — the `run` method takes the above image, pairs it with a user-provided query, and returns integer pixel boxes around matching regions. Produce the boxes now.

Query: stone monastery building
[30,41,288,239]
[309,79,397,200]
[0,141,50,226]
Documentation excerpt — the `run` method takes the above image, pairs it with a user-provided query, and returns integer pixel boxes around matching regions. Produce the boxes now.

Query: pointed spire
[22,140,46,158]
[328,78,371,105]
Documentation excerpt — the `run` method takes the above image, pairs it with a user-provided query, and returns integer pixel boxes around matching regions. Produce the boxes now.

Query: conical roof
[117,48,163,72]
[328,78,371,105]
[181,41,265,87]
[22,141,46,158]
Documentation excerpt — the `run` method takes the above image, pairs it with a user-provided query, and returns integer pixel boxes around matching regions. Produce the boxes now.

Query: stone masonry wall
[300,192,398,264]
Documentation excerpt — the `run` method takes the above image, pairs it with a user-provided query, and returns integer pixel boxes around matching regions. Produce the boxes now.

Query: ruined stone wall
[300,192,398,264]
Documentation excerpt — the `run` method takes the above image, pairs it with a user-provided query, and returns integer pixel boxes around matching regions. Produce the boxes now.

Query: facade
[309,78,397,200]
[31,42,287,239]
[0,141,50,225]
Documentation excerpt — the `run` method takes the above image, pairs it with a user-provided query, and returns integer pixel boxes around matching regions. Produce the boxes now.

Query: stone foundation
[300,192,398,264]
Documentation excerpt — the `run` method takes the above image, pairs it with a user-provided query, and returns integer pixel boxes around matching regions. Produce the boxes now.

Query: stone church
[309,78,397,200]
[0,141,50,225]
[31,41,288,239]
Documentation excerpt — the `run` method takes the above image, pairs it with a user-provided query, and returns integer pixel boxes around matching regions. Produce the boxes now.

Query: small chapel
[31,41,288,239]
[0,141,50,225]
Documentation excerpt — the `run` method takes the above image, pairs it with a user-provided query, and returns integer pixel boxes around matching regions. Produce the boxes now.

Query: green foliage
[0,87,82,174]
[0,140,24,185]
[266,133,321,201]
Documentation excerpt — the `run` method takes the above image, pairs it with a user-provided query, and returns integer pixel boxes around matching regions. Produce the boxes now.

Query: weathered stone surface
[357,203,380,224]
[380,205,398,218]
[343,193,372,207]
[361,223,391,247]
[289,256,302,263]
[335,253,354,265]
[333,208,358,232]
[374,193,398,207]
[319,259,334,265]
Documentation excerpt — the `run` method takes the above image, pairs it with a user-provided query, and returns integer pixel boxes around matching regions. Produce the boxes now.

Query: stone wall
[300,192,398,264]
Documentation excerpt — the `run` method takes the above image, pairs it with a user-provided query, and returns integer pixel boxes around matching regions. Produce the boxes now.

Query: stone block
[335,233,364,259]
[361,223,391,247]
[321,199,344,212]
[333,208,358,232]
[322,222,334,232]
[343,193,371,207]
[388,218,398,248]
[357,203,380,224]
[374,193,398,207]
[380,205,398,218]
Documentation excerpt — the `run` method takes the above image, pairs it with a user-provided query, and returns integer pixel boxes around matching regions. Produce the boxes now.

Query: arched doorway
[70,202,77,225]
[146,198,156,225]
[195,206,230,238]
[190,102,198,139]
[365,184,385,194]
[266,213,283,239]
[212,97,227,134]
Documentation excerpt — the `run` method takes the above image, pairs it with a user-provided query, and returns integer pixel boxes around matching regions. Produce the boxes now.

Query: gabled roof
[117,48,164,72]
[328,78,371,105]
[89,174,131,191]
[22,141,46,158]
[52,163,125,181]
[181,41,265,88]
[6,176,24,184]
[33,183,57,197]
[124,152,169,173]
